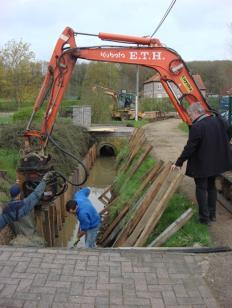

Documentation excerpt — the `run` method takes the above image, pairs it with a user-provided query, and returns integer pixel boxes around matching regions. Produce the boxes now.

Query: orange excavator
[18,26,211,198]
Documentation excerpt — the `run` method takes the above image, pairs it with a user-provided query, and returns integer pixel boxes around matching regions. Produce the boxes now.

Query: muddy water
[54,156,116,248]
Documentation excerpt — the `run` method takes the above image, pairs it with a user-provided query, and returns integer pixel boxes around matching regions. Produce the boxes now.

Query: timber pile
[34,144,97,246]
[97,128,185,247]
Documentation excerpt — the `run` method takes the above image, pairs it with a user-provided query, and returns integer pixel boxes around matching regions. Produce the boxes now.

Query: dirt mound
[0,120,95,176]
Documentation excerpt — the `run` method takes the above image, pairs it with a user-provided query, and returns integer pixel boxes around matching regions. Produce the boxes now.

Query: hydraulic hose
[47,134,89,186]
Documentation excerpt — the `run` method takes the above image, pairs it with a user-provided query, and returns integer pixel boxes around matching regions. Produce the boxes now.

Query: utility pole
[135,65,139,121]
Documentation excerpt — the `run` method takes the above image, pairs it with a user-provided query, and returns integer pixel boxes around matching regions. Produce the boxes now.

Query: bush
[59,99,80,117]
[140,98,175,112]
[13,106,44,123]
[0,99,17,112]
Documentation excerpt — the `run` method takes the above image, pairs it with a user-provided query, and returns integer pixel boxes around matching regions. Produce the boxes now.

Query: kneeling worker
[0,171,54,230]
[66,187,101,248]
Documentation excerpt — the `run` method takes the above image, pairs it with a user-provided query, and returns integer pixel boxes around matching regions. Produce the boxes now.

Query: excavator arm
[23,26,210,158]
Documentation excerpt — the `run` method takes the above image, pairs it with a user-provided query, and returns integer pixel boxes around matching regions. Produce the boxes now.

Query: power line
[150,0,177,37]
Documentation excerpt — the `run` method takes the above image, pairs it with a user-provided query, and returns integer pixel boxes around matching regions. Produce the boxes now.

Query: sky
[0,0,231,62]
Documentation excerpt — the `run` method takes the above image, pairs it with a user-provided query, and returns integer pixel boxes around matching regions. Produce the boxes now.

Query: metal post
[135,65,139,121]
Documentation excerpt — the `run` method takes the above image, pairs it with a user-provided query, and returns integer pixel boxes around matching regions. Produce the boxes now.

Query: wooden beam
[123,137,146,172]
[126,144,153,179]
[148,208,193,247]
[98,185,112,205]
[43,206,52,247]
[123,162,174,246]
[98,205,129,244]
[134,171,184,247]
[113,161,169,247]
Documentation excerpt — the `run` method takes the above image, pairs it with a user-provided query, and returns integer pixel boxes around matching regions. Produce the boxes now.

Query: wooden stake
[148,208,193,247]
[43,206,52,247]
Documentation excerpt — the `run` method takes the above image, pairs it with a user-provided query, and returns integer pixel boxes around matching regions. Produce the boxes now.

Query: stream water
[54,156,116,248]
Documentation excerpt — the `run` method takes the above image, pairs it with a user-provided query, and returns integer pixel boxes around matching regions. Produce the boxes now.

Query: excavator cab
[118,91,135,109]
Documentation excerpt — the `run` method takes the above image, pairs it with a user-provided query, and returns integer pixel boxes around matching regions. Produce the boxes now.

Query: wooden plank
[123,162,176,246]
[101,220,123,247]
[126,144,153,179]
[43,207,52,247]
[53,204,59,238]
[134,171,184,247]
[49,204,55,246]
[148,208,193,247]
[113,161,168,247]
[217,193,232,214]
[103,168,163,248]
[112,162,164,247]
[59,194,65,223]
[98,185,112,205]
[98,205,129,244]
[128,127,138,145]
[122,137,146,173]
[99,204,111,216]
[55,198,62,231]
[35,208,44,238]
[127,129,145,159]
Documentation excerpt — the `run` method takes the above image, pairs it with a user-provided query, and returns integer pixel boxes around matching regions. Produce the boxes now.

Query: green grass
[109,151,156,222]
[115,142,129,168]
[0,115,13,124]
[124,119,149,128]
[178,122,189,133]
[146,193,212,247]
[0,148,19,182]
[111,119,149,127]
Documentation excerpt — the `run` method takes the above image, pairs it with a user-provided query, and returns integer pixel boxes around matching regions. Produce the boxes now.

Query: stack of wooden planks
[97,128,187,247]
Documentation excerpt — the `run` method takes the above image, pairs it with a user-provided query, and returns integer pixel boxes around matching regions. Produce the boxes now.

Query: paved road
[0,246,219,308]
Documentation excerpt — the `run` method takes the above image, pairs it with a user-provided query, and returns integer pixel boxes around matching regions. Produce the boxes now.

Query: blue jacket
[74,188,101,231]
[0,181,46,230]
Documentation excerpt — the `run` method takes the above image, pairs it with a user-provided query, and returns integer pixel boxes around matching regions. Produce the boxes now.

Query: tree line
[0,39,232,112]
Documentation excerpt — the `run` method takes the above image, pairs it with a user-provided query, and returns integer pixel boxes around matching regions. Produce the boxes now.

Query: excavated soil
[144,118,232,307]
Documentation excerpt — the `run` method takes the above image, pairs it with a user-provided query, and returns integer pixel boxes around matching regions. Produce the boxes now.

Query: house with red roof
[143,73,207,99]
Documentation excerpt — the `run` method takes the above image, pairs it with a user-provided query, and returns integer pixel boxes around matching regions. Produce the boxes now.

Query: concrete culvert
[100,145,115,156]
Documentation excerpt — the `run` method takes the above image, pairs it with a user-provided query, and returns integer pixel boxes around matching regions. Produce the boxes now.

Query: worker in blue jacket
[66,187,101,248]
[0,171,54,230]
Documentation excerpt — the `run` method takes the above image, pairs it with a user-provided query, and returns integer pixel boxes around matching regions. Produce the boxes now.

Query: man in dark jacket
[171,102,232,225]
[0,171,54,230]
[66,188,101,248]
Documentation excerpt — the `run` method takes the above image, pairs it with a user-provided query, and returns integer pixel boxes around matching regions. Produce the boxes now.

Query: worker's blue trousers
[85,224,100,248]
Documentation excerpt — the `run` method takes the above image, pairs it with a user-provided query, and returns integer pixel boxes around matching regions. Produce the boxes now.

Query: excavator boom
[24,26,210,152]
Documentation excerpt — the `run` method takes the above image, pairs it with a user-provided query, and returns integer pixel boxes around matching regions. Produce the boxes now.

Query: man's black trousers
[194,176,217,223]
